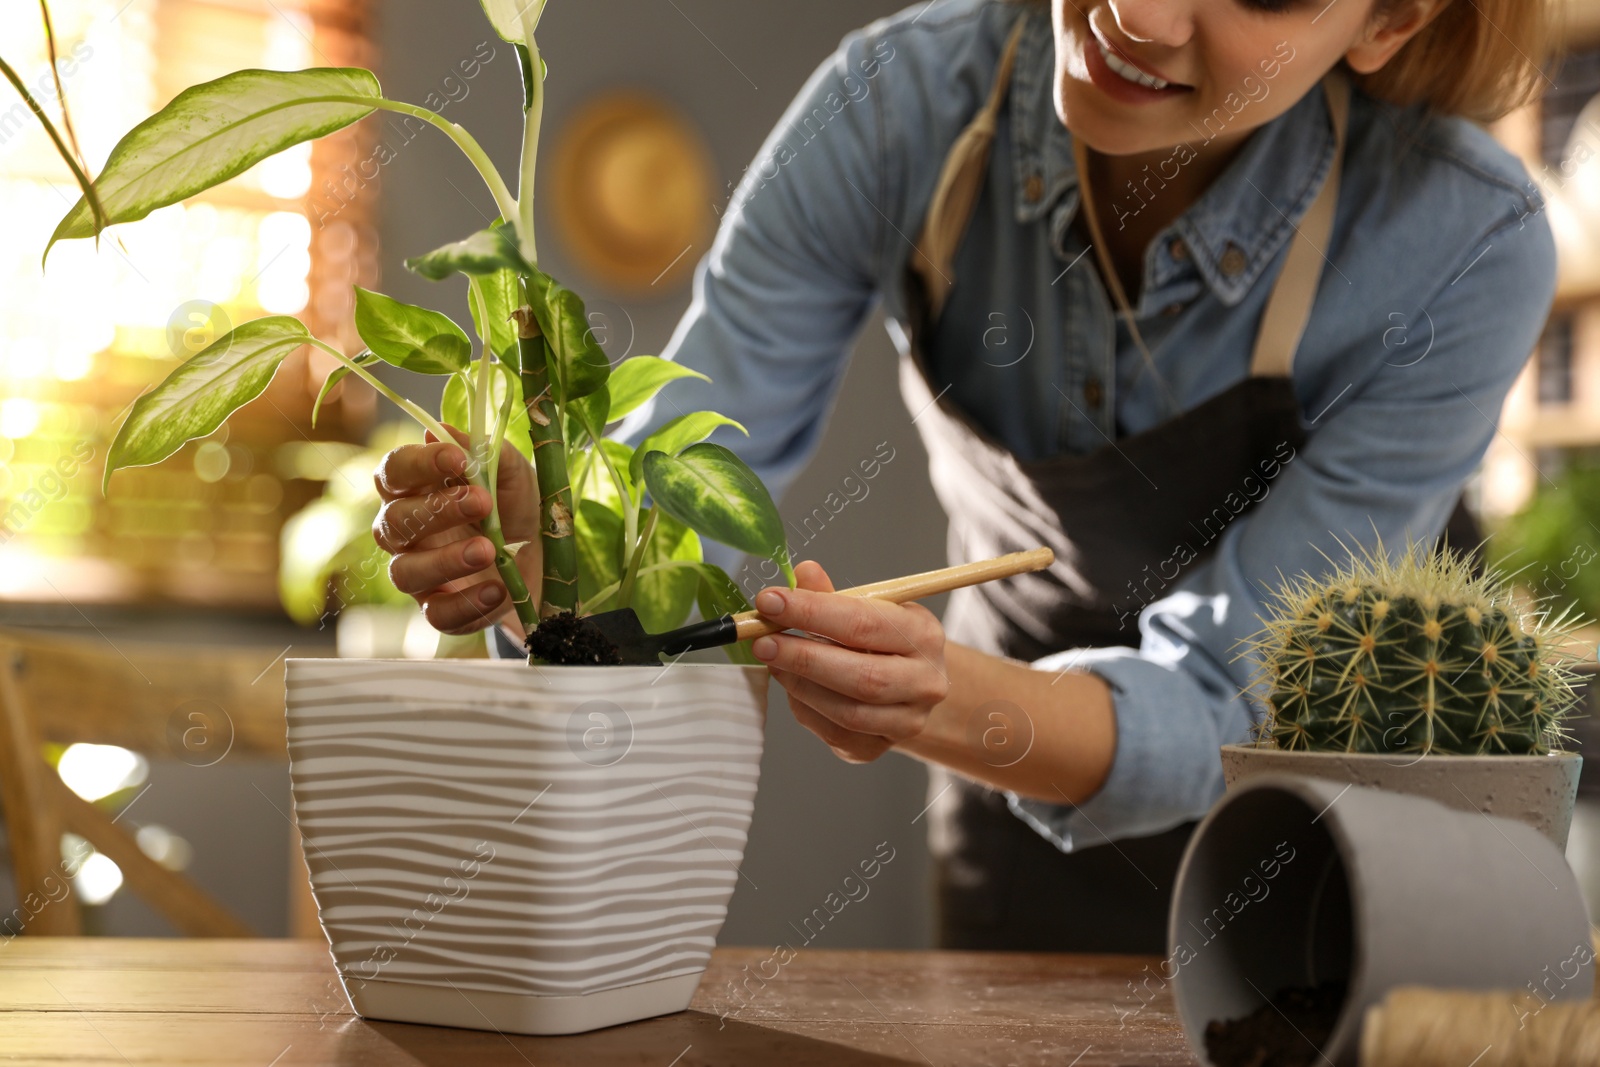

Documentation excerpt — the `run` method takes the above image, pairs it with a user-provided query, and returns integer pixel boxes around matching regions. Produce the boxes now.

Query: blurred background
[5,0,1600,947]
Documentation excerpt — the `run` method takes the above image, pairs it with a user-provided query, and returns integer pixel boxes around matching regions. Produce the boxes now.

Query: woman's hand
[752,560,950,763]
[371,427,541,635]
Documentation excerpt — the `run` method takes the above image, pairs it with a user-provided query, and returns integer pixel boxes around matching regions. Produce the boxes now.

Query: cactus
[1246,539,1584,755]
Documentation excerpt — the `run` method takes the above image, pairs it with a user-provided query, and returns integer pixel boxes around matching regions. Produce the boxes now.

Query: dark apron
[898,20,1352,953]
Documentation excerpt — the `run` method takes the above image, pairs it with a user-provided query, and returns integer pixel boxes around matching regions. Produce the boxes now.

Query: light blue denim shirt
[611,0,1557,849]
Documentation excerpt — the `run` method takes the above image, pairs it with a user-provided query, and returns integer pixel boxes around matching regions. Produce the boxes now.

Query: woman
[371,0,1558,952]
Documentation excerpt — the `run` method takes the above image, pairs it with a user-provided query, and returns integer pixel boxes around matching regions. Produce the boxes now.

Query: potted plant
[46,0,791,1035]
[1226,538,1585,846]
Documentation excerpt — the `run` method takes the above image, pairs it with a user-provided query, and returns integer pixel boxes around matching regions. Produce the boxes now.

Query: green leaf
[606,356,709,424]
[48,68,379,257]
[575,499,624,610]
[311,349,381,427]
[479,0,546,45]
[104,316,310,492]
[405,223,532,281]
[566,386,610,450]
[642,442,793,586]
[469,268,521,367]
[278,497,379,625]
[629,410,747,486]
[525,270,608,402]
[632,511,701,633]
[696,562,761,664]
[353,287,470,374]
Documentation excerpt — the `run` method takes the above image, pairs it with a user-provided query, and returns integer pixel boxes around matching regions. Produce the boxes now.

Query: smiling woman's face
[1052,0,1417,158]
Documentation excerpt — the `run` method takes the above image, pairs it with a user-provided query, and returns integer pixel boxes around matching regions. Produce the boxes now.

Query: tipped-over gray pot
[1169,775,1593,1067]
[1219,743,1582,848]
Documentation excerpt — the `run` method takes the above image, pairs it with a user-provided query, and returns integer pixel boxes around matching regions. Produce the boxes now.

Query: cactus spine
[1247,540,1583,755]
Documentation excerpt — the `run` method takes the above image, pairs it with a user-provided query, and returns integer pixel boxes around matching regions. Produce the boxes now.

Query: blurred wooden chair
[0,626,321,937]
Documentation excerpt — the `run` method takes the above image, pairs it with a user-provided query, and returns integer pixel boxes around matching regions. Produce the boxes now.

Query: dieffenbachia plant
[45,0,794,657]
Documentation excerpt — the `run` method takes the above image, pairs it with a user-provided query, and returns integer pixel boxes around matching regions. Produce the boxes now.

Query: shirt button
[1168,237,1189,262]
[1219,243,1248,277]
[1023,173,1044,204]
[1082,378,1104,407]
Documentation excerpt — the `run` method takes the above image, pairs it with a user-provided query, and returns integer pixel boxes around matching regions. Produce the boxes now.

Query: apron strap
[1249,69,1350,377]
[911,16,1029,321]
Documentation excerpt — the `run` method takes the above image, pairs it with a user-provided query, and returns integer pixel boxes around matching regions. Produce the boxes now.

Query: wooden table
[0,940,1199,1065]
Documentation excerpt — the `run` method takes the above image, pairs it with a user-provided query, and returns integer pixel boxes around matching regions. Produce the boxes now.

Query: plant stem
[616,506,659,610]
[512,303,577,618]
[2,53,105,237]
[320,95,519,227]
[308,339,538,635]
[517,35,543,265]
[306,340,451,442]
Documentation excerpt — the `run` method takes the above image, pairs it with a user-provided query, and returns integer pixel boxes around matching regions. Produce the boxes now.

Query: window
[0,0,376,608]
[1537,315,1575,406]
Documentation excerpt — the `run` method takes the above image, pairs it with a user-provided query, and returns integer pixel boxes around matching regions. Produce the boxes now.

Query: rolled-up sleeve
[1008,205,1558,851]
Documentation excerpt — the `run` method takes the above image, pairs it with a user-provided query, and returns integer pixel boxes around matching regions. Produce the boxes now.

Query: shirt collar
[1007,9,1340,307]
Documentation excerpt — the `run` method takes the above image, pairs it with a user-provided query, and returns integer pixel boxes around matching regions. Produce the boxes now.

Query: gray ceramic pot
[1220,742,1582,848]
[1169,775,1593,1067]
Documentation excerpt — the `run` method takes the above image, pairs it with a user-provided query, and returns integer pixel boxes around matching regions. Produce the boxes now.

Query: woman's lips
[1083,29,1192,105]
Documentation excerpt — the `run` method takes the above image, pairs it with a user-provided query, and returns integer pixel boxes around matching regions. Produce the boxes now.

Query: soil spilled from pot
[525,611,624,665]
[1205,982,1345,1067]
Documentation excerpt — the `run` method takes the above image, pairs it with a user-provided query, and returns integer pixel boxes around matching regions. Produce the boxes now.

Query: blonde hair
[1359,0,1560,122]
[1004,0,1563,123]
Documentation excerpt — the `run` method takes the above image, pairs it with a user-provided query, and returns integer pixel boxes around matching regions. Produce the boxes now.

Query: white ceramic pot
[1171,775,1593,1067]
[284,659,768,1035]
[1220,742,1583,848]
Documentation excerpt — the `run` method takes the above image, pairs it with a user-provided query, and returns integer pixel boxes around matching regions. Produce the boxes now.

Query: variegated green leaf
[642,442,793,585]
[405,223,532,281]
[469,268,521,367]
[575,498,624,609]
[628,410,747,486]
[48,68,380,256]
[479,0,546,45]
[353,287,471,374]
[525,270,608,402]
[606,356,708,424]
[104,316,310,491]
[632,510,701,633]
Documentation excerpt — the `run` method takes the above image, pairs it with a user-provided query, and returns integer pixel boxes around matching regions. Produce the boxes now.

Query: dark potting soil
[524,611,624,665]
[1204,982,1346,1067]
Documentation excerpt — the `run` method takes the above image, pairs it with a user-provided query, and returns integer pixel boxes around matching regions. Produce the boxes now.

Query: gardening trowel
[573,547,1055,665]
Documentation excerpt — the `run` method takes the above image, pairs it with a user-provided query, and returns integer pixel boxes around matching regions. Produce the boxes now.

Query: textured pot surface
[1172,775,1593,1067]
[284,659,768,1034]
[1220,743,1582,848]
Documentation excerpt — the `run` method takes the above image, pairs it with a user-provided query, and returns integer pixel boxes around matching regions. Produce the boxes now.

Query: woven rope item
[1359,932,1600,1067]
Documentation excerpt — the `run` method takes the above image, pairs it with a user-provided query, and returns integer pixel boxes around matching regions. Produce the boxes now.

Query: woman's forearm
[895,642,1117,806]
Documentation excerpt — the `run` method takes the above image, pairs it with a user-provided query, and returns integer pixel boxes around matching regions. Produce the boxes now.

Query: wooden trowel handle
[730,547,1055,642]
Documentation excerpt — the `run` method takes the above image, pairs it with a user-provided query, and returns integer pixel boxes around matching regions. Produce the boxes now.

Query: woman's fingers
[372,483,492,552]
[417,579,508,635]
[387,536,498,596]
[753,583,940,659]
[768,664,926,742]
[373,440,470,499]
[783,692,895,763]
[757,632,944,709]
